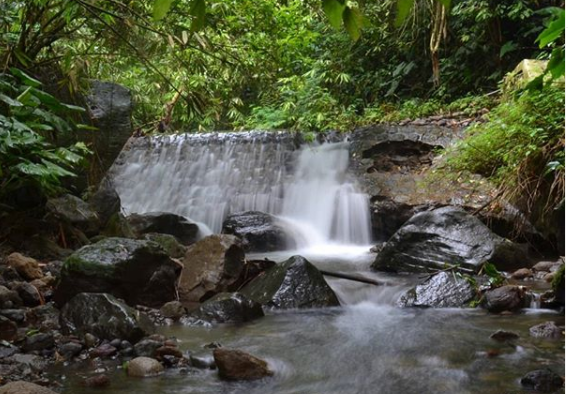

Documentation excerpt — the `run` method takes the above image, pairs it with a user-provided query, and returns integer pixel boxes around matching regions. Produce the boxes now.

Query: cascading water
[111,131,372,247]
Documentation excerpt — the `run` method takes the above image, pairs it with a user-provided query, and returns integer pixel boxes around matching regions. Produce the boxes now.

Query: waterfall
[111,131,372,247]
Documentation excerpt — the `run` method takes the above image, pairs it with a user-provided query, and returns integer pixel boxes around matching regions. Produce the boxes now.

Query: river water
[57,131,564,394]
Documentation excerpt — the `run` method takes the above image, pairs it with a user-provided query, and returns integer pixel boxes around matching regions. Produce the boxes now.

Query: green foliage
[0,69,90,203]
[551,263,564,293]
[529,7,565,87]
[481,262,505,287]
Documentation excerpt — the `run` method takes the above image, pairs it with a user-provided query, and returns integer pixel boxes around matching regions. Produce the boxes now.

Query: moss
[551,264,564,292]
[102,213,136,238]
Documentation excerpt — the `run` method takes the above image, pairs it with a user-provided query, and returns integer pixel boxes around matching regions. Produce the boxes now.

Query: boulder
[372,206,530,274]
[482,285,526,313]
[4,253,43,281]
[46,194,100,236]
[241,255,340,309]
[178,235,245,305]
[0,286,22,309]
[159,301,186,319]
[142,233,186,258]
[127,212,199,246]
[529,321,563,339]
[510,268,533,280]
[88,178,121,226]
[182,292,263,325]
[490,330,520,341]
[0,381,58,394]
[54,237,180,307]
[398,272,476,308]
[520,369,564,393]
[22,333,55,352]
[14,282,41,307]
[59,293,154,343]
[0,315,17,341]
[133,339,162,358]
[127,356,164,377]
[222,211,292,252]
[213,348,273,381]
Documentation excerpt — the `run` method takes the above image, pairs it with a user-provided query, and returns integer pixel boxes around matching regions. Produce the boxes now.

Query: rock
[182,292,264,325]
[552,264,564,305]
[241,255,339,309]
[4,253,43,281]
[529,321,563,339]
[0,316,17,341]
[60,293,154,343]
[133,339,162,358]
[54,237,180,308]
[57,341,83,359]
[398,272,475,308]
[22,333,54,352]
[0,381,58,394]
[213,348,273,381]
[0,286,22,308]
[533,261,556,272]
[0,309,25,324]
[372,207,530,273]
[544,273,555,282]
[46,194,100,236]
[190,354,216,369]
[88,178,121,227]
[369,198,426,243]
[179,235,245,305]
[0,342,19,358]
[84,374,111,388]
[511,268,533,280]
[159,301,185,319]
[86,80,133,175]
[155,346,182,359]
[127,212,199,246]
[127,356,164,377]
[7,353,48,372]
[142,233,186,258]
[482,285,526,313]
[14,282,41,307]
[26,304,59,331]
[222,211,293,252]
[84,333,98,348]
[520,369,564,393]
[90,343,117,358]
[490,330,520,341]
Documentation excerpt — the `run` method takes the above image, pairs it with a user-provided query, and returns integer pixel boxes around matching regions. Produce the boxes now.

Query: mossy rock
[142,233,186,258]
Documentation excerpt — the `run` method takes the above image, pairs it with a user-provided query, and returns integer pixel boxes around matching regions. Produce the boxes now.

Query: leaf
[547,47,565,79]
[0,93,23,107]
[322,0,345,30]
[343,7,362,41]
[10,68,42,87]
[60,103,86,112]
[190,0,206,33]
[437,0,451,9]
[499,41,517,58]
[153,0,174,21]
[395,0,414,27]
[30,88,62,109]
[536,9,564,48]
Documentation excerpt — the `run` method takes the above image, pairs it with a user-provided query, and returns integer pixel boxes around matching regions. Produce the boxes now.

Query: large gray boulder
[88,178,121,227]
[60,293,153,343]
[54,237,180,307]
[372,206,530,273]
[46,194,100,236]
[222,211,292,252]
[181,292,264,325]
[178,235,245,305]
[127,212,199,246]
[482,285,526,313]
[398,272,476,308]
[241,255,339,309]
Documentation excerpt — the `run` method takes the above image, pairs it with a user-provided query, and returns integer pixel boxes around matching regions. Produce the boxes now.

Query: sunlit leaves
[153,0,174,20]
[322,0,345,29]
[322,0,364,40]
[536,8,565,48]
[189,0,206,32]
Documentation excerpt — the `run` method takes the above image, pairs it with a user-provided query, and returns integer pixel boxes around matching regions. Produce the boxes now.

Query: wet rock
[0,342,19,358]
[84,374,111,388]
[0,316,17,341]
[490,330,520,341]
[179,235,245,305]
[133,339,162,358]
[372,207,530,273]
[60,293,154,343]
[46,194,100,236]
[57,341,83,359]
[90,343,117,358]
[0,285,22,308]
[482,285,526,313]
[398,272,475,308]
[529,321,563,339]
[521,369,564,392]
[155,346,182,359]
[88,178,121,227]
[26,304,59,331]
[22,333,54,352]
[127,212,199,246]
[241,255,339,309]
[0,381,58,394]
[544,273,555,282]
[533,261,556,272]
[54,237,180,308]
[213,348,273,381]
[159,301,185,319]
[369,198,425,243]
[4,253,43,281]
[511,268,533,280]
[84,333,99,348]
[182,292,264,325]
[0,309,25,324]
[127,356,164,377]
[190,354,216,369]
[142,233,186,258]
[14,282,41,307]
[222,211,293,252]
[7,353,48,372]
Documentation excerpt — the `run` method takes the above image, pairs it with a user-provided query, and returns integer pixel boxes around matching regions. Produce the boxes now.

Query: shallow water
[54,250,564,394]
